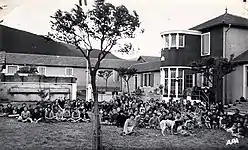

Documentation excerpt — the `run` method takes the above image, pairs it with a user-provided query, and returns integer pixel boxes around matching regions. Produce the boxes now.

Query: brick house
[160,12,248,104]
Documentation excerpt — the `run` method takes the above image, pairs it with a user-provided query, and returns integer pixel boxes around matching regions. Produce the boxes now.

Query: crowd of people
[0,94,248,138]
[0,99,92,123]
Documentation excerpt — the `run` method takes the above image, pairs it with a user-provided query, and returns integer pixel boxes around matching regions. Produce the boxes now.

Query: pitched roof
[5,53,137,69]
[61,43,121,59]
[137,56,160,63]
[190,13,248,31]
[129,61,161,73]
[233,50,248,64]
[0,25,120,59]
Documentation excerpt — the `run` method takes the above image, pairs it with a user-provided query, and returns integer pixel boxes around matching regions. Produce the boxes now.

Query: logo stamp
[226,138,239,146]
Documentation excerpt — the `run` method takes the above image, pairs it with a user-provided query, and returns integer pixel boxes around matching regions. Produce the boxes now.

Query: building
[160,12,248,104]
[0,24,164,102]
[0,24,139,102]
[128,56,161,93]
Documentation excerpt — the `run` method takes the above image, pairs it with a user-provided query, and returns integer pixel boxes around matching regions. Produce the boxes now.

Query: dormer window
[163,33,185,49]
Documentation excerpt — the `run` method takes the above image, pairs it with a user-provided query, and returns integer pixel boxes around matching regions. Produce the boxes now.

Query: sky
[1,0,248,59]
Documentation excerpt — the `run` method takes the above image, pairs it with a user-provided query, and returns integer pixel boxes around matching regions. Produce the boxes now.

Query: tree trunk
[214,77,222,104]
[91,73,102,150]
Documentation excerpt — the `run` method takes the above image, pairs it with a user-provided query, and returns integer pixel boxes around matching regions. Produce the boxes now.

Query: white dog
[160,119,175,136]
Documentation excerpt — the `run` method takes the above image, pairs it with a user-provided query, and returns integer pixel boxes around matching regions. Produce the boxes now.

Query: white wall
[224,27,248,59]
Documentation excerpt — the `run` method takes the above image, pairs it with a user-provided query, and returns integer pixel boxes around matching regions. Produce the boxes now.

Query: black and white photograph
[0,0,248,149]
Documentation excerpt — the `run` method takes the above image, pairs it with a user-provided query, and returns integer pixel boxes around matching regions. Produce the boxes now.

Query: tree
[190,56,237,103]
[97,70,113,92]
[49,0,140,149]
[116,67,137,94]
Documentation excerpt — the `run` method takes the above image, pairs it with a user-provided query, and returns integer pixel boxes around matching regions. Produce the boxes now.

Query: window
[7,65,18,74]
[179,34,185,47]
[113,70,119,82]
[163,33,185,49]
[170,68,176,96]
[164,68,168,95]
[164,35,169,48]
[185,74,193,89]
[170,34,177,47]
[143,73,152,87]
[203,76,209,87]
[65,68,73,76]
[178,69,184,95]
[201,32,210,56]
[134,75,138,90]
[38,67,46,75]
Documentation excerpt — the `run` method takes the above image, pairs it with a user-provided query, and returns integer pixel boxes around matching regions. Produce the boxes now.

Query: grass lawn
[0,117,248,150]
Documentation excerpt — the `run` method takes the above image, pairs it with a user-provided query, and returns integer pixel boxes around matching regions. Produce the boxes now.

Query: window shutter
[150,73,154,87]
[141,73,143,87]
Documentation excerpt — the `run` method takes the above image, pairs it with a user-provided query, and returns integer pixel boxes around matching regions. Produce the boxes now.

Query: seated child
[226,115,233,129]
[101,111,111,125]
[134,111,141,128]
[0,104,6,117]
[54,108,64,122]
[19,103,27,114]
[232,122,245,138]
[149,113,160,129]
[211,113,219,129]
[142,113,151,128]
[5,103,13,115]
[61,108,71,122]
[159,111,167,122]
[8,105,19,118]
[219,114,227,130]
[203,112,211,129]
[194,114,203,128]
[174,112,184,132]
[38,107,45,121]
[226,122,238,135]
[177,125,192,136]
[139,104,146,116]
[17,106,33,123]
[32,107,43,123]
[244,115,248,128]
[45,107,56,123]
[110,109,118,125]
[184,118,194,132]
[80,109,91,122]
[116,111,126,128]
[70,108,81,123]
[122,114,137,136]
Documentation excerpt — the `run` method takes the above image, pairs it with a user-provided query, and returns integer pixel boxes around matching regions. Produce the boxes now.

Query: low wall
[0,82,77,103]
